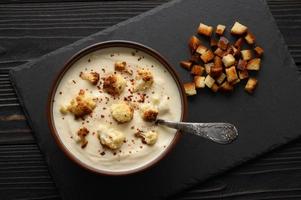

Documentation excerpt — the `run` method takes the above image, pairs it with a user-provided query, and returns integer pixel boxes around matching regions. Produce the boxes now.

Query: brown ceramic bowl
[47,40,187,176]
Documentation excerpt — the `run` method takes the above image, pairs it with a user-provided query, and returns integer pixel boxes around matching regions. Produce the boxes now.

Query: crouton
[231,21,248,35]
[201,50,214,63]
[237,59,247,70]
[134,69,154,92]
[77,127,89,148]
[216,73,226,85]
[204,75,215,88]
[188,36,201,54]
[220,81,234,92]
[196,45,208,55]
[80,71,100,85]
[222,54,236,67]
[210,38,218,47]
[211,83,219,93]
[218,37,229,50]
[238,70,249,80]
[210,66,223,78]
[216,24,226,35]
[180,60,192,70]
[140,104,159,122]
[214,48,226,57]
[247,58,261,71]
[67,89,96,119]
[135,130,158,145]
[241,50,252,61]
[205,63,214,74]
[191,65,205,76]
[98,128,125,150]
[114,61,127,71]
[194,76,205,88]
[198,23,213,37]
[245,32,256,45]
[184,82,197,96]
[234,38,244,48]
[254,46,264,57]
[225,66,238,83]
[231,78,240,85]
[245,78,258,94]
[111,102,134,123]
[211,56,223,77]
[230,45,240,57]
[190,54,200,63]
[103,74,126,96]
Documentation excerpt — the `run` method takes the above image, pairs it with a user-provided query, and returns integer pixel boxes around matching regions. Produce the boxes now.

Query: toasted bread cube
[210,57,223,77]
[188,36,201,54]
[237,59,247,70]
[211,83,219,93]
[216,73,226,85]
[201,50,214,63]
[222,54,236,67]
[194,76,205,88]
[204,75,215,88]
[190,54,200,63]
[191,65,205,76]
[80,71,100,85]
[196,45,208,55]
[198,23,213,37]
[210,38,218,47]
[230,45,240,57]
[204,62,214,74]
[214,48,226,57]
[184,83,197,96]
[218,37,229,50]
[231,22,248,35]
[234,38,244,48]
[241,50,252,61]
[220,81,234,92]
[247,58,261,71]
[180,60,192,70]
[114,61,127,71]
[216,24,226,35]
[254,46,264,57]
[225,66,238,83]
[210,66,223,78]
[245,32,256,45]
[238,70,249,80]
[231,78,240,85]
[245,78,258,94]
[214,56,223,68]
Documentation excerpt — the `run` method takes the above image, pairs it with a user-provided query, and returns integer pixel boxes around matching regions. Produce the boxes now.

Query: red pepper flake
[113,152,117,156]
[110,54,114,57]
[62,117,64,120]
[138,57,142,61]
[101,68,105,73]
[131,126,135,130]
[123,140,127,143]
[88,59,91,62]
[167,96,170,100]
[140,146,143,149]
[100,151,105,156]
[70,136,73,139]
[101,115,105,118]
[59,91,62,95]
[131,52,136,56]
[103,107,106,110]
[129,151,132,154]
[72,80,76,84]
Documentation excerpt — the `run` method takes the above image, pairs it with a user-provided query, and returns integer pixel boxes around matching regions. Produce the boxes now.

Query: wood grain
[1,0,301,199]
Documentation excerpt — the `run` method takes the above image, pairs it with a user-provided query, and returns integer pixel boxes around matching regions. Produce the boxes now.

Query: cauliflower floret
[133,69,154,92]
[98,128,125,150]
[79,71,100,85]
[64,89,96,119]
[140,103,158,122]
[103,74,126,96]
[135,130,158,145]
[111,102,133,123]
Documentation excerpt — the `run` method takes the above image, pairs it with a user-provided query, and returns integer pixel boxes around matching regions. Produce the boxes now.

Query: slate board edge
[9,0,301,199]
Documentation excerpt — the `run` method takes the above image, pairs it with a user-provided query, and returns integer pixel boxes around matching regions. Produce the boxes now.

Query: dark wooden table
[1,0,301,199]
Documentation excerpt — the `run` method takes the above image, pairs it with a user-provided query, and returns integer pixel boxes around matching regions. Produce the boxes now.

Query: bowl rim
[47,40,188,176]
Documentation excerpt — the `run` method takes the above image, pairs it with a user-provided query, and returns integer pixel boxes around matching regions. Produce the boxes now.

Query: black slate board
[9,0,301,199]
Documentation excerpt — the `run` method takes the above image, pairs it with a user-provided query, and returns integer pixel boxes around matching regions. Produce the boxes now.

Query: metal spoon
[156,119,238,144]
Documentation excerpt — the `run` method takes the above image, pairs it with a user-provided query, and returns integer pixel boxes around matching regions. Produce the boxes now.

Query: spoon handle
[156,119,238,144]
